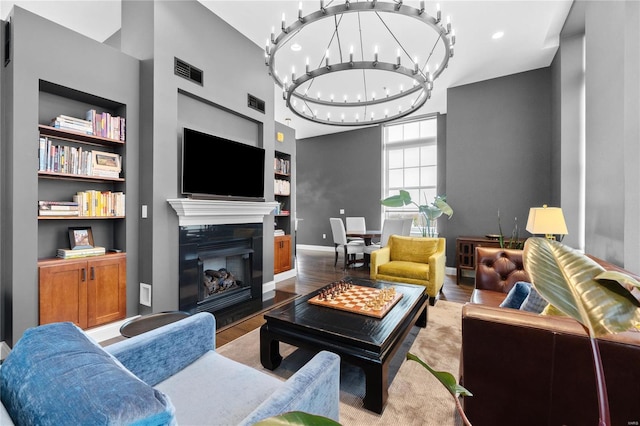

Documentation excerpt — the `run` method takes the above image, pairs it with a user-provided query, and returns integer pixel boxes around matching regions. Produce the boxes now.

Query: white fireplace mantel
[168,198,279,226]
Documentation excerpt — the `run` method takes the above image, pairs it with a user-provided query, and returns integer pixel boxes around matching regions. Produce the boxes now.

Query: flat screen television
[181,127,265,200]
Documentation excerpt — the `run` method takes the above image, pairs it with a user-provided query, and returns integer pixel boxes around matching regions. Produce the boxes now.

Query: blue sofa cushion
[0,322,175,426]
[499,281,531,309]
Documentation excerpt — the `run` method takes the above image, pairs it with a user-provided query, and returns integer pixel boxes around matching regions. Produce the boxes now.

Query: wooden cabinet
[274,235,292,274]
[38,253,126,329]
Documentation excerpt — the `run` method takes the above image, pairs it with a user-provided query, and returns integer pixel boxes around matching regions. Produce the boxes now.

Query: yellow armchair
[370,235,446,305]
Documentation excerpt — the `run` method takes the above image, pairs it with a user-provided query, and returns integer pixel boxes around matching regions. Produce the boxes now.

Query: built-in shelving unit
[274,151,292,273]
[36,80,128,328]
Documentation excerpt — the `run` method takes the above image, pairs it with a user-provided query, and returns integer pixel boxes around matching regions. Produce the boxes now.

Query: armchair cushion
[391,237,440,263]
[0,322,174,426]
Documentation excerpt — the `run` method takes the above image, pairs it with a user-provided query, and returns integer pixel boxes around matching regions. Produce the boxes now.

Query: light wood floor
[216,248,474,347]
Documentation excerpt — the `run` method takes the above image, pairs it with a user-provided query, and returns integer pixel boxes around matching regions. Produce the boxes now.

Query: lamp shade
[526,205,568,236]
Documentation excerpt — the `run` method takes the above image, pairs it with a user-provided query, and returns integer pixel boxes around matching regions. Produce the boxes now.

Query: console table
[456,236,525,284]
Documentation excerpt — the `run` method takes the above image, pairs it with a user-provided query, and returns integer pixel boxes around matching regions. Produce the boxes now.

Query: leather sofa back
[475,246,530,294]
[461,304,640,425]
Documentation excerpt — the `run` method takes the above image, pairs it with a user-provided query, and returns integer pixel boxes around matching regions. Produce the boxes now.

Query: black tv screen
[181,128,265,200]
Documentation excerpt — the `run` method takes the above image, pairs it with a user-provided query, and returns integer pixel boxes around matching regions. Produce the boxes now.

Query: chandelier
[265,0,456,126]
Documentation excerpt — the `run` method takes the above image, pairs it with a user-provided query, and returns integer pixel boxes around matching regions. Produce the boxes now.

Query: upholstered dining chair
[401,218,413,236]
[330,218,365,270]
[345,216,367,243]
[364,218,405,254]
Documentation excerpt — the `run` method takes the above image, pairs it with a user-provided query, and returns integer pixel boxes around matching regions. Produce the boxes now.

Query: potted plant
[523,237,640,425]
[381,190,453,237]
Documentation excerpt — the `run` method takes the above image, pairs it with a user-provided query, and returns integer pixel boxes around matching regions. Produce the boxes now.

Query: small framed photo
[92,150,121,172]
[68,227,94,250]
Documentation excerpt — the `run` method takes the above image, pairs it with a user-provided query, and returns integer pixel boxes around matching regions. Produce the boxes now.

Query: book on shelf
[274,179,291,196]
[38,137,93,176]
[86,109,126,141]
[51,115,93,134]
[74,190,125,217]
[274,157,291,175]
[38,200,79,216]
[274,229,285,236]
[57,246,106,259]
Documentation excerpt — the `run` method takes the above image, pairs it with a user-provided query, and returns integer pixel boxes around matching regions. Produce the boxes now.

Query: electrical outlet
[322,233,326,239]
[339,209,345,214]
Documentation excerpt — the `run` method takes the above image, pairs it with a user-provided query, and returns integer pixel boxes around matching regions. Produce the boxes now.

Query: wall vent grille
[247,94,265,114]
[174,58,203,85]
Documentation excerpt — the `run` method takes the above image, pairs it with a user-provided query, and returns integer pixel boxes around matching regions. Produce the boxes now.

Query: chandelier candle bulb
[446,16,452,33]
[305,57,310,75]
[298,2,303,20]
[419,1,425,14]
[281,13,286,32]
[436,4,441,22]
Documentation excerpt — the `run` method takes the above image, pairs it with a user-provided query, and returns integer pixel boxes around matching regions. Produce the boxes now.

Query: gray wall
[297,126,383,247]
[119,0,276,313]
[1,7,140,344]
[445,68,552,264]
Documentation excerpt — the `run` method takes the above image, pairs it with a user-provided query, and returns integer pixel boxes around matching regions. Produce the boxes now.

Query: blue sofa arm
[105,312,215,386]
[239,350,341,425]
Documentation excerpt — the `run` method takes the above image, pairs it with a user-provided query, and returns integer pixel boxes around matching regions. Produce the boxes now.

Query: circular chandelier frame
[266,0,455,126]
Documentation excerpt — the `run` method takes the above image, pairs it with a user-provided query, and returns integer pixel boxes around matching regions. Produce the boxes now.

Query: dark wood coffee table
[260,277,428,414]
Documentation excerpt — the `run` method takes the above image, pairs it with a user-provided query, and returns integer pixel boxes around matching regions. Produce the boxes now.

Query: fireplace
[178,223,263,314]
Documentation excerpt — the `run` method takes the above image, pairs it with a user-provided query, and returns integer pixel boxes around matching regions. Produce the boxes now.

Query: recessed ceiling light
[291,43,302,52]
[492,31,504,40]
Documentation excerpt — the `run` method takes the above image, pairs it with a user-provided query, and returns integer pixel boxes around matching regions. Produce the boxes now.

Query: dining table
[346,229,382,245]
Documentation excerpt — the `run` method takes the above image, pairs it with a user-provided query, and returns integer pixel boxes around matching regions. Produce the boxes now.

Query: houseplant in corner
[381,190,453,237]
[523,237,640,425]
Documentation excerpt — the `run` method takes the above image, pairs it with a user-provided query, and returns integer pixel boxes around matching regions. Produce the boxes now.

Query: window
[383,115,438,233]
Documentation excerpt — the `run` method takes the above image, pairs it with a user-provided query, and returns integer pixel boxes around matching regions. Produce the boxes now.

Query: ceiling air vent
[248,94,265,114]
[174,58,203,85]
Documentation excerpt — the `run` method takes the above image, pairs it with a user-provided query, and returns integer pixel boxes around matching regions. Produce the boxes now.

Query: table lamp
[525,205,568,241]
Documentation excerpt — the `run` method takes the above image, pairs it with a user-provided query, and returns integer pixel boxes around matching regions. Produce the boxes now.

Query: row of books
[50,111,126,142]
[39,191,125,217]
[274,229,286,236]
[86,109,126,141]
[274,157,291,175]
[74,190,125,217]
[274,179,291,196]
[38,137,122,178]
[57,246,106,259]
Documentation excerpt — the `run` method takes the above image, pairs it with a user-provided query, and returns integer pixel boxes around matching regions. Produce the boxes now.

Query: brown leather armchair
[472,246,530,306]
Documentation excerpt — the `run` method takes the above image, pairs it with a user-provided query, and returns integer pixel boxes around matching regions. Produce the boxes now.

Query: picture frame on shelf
[92,150,121,178]
[68,227,94,250]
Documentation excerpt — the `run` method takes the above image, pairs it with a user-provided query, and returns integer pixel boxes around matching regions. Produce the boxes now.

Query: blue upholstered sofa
[0,312,340,425]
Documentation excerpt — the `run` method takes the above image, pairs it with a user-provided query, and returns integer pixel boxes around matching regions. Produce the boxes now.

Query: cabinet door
[87,254,126,328]
[274,235,292,274]
[39,260,88,328]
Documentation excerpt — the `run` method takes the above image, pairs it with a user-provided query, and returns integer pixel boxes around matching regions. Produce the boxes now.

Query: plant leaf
[253,411,341,426]
[434,197,453,218]
[407,352,473,397]
[523,238,640,337]
[381,189,412,207]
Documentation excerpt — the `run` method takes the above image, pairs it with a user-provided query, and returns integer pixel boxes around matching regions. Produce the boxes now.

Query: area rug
[217,300,464,426]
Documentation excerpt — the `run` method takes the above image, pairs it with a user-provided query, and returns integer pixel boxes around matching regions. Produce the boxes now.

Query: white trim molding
[168,198,279,226]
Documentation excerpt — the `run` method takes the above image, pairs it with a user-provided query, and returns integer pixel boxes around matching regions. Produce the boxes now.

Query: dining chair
[345,216,367,243]
[364,218,406,260]
[330,218,365,270]
[401,218,413,236]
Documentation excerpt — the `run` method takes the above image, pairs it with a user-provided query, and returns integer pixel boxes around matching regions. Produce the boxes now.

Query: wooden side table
[455,236,503,284]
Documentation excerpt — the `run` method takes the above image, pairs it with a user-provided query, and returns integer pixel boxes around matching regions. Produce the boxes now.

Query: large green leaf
[253,411,341,426]
[380,190,413,207]
[407,352,472,397]
[523,238,640,337]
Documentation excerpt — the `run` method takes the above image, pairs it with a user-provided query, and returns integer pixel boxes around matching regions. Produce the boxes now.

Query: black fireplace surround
[179,223,263,315]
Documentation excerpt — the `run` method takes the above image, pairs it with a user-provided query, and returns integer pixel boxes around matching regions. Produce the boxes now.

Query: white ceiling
[1,0,574,139]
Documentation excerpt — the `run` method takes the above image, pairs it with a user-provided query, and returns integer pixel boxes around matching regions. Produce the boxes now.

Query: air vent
[174,57,203,85]
[248,94,265,114]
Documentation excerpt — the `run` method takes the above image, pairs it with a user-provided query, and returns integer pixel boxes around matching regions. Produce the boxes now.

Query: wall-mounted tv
[181,127,265,200]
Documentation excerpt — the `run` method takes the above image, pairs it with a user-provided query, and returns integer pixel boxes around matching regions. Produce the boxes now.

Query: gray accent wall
[119,0,276,314]
[297,126,383,248]
[1,7,140,344]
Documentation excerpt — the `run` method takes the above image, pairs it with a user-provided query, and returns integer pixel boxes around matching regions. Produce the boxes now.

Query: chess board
[308,282,403,318]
